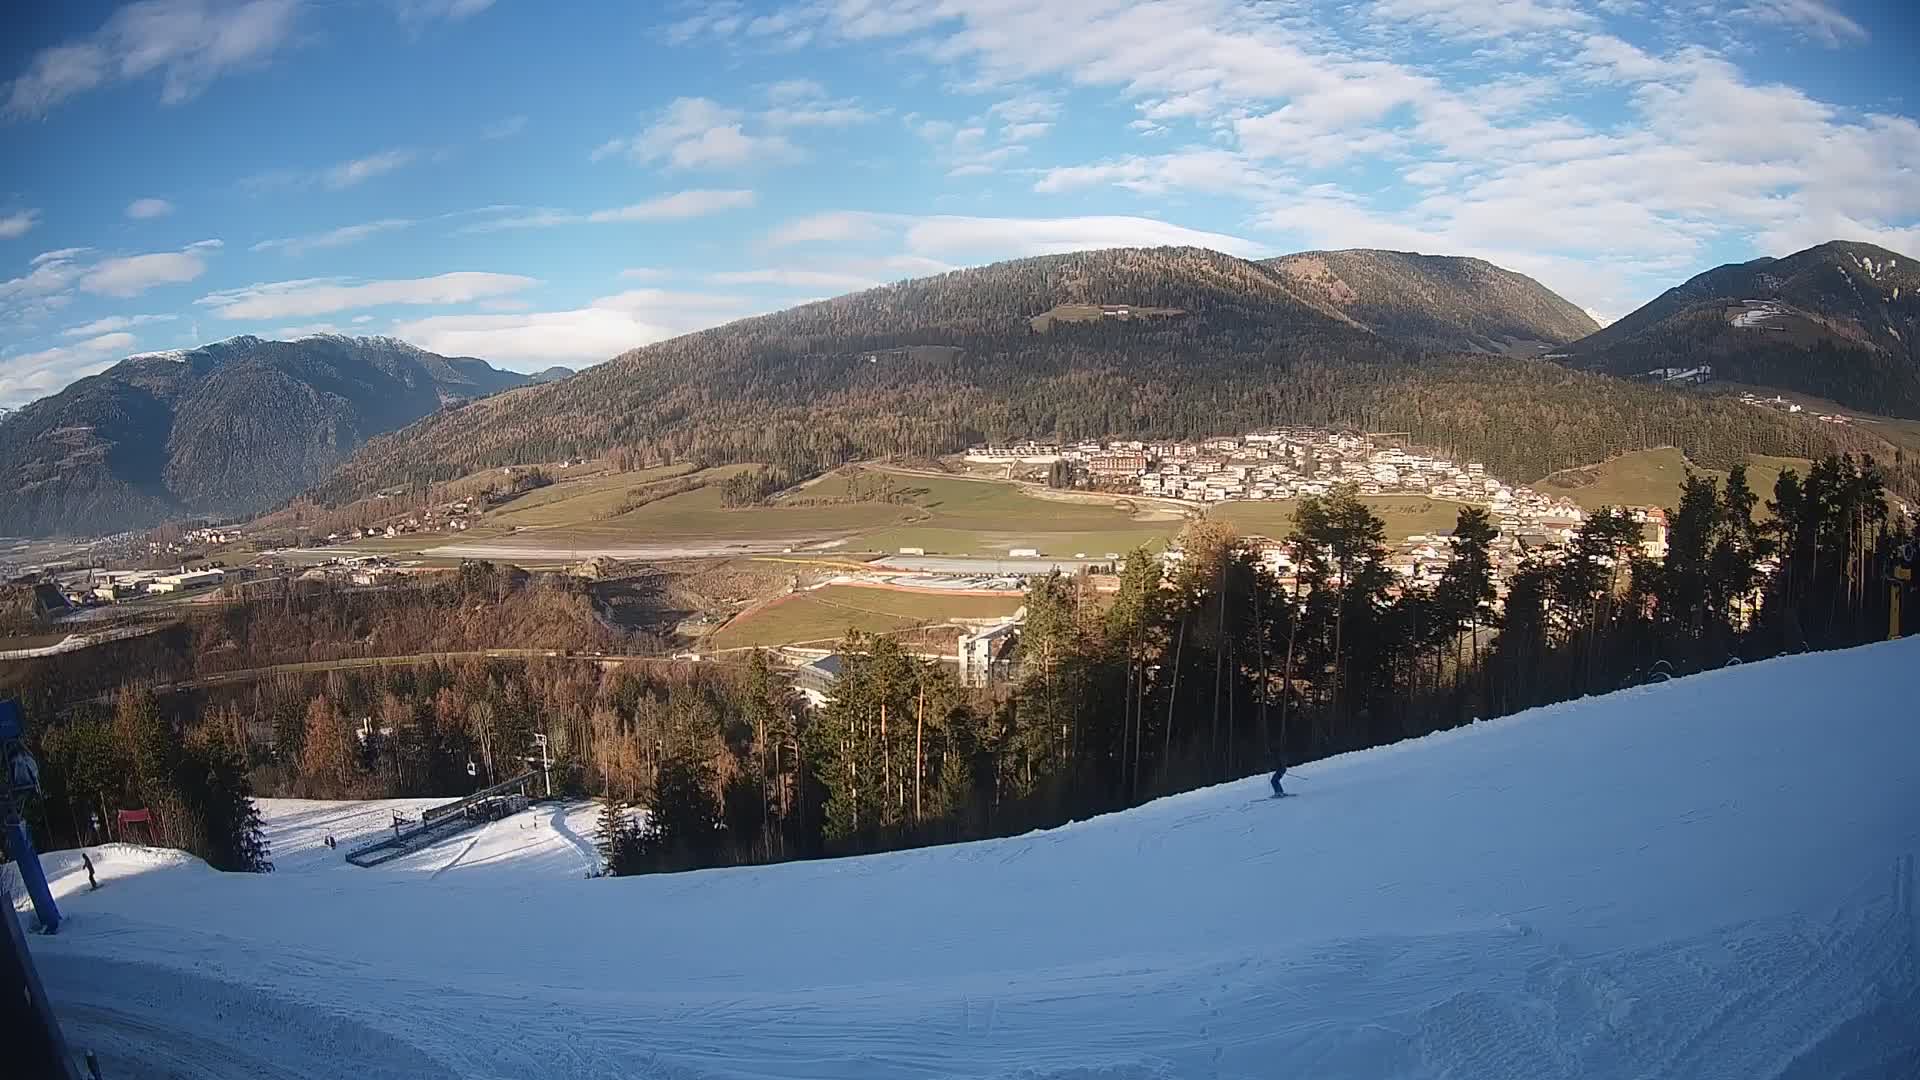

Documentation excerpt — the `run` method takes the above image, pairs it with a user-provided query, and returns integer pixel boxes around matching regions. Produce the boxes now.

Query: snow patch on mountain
[1730,299,1788,328]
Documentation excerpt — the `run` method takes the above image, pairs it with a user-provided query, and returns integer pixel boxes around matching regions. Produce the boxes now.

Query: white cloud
[458,190,758,233]
[351,314,375,324]
[0,331,137,407]
[125,198,174,220]
[251,219,415,255]
[1741,0,1867,46]
[708,268,885,291]
[764,103,874,128]
[390,289,759,368]
[1367,0,1591,40]
[61,313,177,337]
[767,208,1265,262]
[1036,150,1282,197]
[1,250,88,312]
[80,242,218,298]
[595,98,801,169]
[274,323,345,338]
[324,149,417,189]
[903,215,1269,261]
[198,272,537,319]
[765,211,892,247]
[5,0,301,117]
[766,78,826,102]
[0,210,41,238]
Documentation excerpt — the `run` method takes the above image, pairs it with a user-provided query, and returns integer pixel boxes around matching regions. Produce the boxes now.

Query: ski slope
[16,639,1920,1079]
[254,797,604,878]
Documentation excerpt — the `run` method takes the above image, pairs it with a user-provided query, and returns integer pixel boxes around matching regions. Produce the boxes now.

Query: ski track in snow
[17,641,1920,1079]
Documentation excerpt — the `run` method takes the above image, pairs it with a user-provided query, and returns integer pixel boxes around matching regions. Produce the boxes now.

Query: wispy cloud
[1739,0,1867,46]
[251,219,415,255]
[4,0,301,118]
[325,149,418,189]
[594,97,801,169]
[0,331,138,407]
[458,190,757,233]
[198,271,537,320]
[395,0,496,22]
[274,322,345,338]
[80,240,222,298]
[707,268,884,291]
[765,210,1266,262]
[0,210,41,238]
[61,313,177,337]
[126,198,175,220]
[390,288,759,368]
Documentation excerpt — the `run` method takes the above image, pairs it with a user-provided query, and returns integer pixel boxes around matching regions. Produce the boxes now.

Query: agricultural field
[484,464,697,527]
[1208,495,1473,541]
[817,470,1182,557]
[422,465,1187,560]
[1536,448,1809,514]
[709,584,1023,650]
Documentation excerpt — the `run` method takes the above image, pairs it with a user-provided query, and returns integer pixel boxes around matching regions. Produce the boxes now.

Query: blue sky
[2,0,1918,407]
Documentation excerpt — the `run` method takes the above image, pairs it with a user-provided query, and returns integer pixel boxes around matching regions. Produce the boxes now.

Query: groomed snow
[16,640,1920,1079]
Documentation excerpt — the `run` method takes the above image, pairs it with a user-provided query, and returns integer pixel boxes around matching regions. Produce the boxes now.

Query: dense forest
[10,455,1910,879]
[314,247,1920,507]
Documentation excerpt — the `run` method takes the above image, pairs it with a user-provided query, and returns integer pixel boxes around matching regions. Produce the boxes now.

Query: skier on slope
[1269,749,1288,797]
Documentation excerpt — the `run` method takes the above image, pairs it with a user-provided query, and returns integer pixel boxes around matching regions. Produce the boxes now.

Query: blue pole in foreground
[4,817,61,933]
[1,697,60,933]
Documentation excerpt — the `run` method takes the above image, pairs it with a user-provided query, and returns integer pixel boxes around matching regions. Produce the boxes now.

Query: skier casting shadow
[1269,752,1288,798]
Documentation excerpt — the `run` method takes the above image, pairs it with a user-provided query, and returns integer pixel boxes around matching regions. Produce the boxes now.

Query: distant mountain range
[10,241,1915,538]
[320,245,1575,502]
[314,244,1910,511]
[0,335,531,536]
[1565,240,1919,414]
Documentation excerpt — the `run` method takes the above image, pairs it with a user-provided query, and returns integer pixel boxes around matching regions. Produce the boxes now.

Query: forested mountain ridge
[1265,249,1599,354]
[1566,240,1920,416]
[0,334,529,536]
[316,245,1919,507]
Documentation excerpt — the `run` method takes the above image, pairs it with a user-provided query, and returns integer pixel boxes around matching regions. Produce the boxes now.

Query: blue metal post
[1,698,60,933]
[4,818,61,933]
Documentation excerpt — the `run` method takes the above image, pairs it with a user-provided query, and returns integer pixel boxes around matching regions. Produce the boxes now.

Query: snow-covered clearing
[17,640,1920,1079]
[1730,299,1788,328]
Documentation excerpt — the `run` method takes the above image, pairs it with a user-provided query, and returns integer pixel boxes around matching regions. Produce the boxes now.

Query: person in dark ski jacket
[1269,752,1288,797]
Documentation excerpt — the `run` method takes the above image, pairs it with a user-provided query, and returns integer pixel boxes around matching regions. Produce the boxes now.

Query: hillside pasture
[1537,448,1810,513]
[1209,495,1474,541]
[709,584,1024,649]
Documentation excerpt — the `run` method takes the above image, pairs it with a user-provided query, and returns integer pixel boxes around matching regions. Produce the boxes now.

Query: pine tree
[595,796,634,876]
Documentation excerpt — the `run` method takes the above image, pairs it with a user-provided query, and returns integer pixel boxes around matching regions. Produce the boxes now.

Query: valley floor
[15,640,1920,1079]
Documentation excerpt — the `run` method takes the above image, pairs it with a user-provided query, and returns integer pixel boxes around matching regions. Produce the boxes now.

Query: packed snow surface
[18,640,1920,1079]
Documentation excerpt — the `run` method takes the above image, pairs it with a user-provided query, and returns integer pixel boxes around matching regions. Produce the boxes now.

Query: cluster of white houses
[971,429,1606,530]
[966,428,1673,597]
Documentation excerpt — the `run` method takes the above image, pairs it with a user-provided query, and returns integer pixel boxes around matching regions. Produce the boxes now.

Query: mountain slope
[1567,240,1920,415]
[1266,248,1599,354]
[0,335,528,536]
[24,639,1920,1078]
[317,246,1392,497]
[316,245,1912,506]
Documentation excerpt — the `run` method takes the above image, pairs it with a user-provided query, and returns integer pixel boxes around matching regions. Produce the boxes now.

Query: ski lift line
[342,770,538,866]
